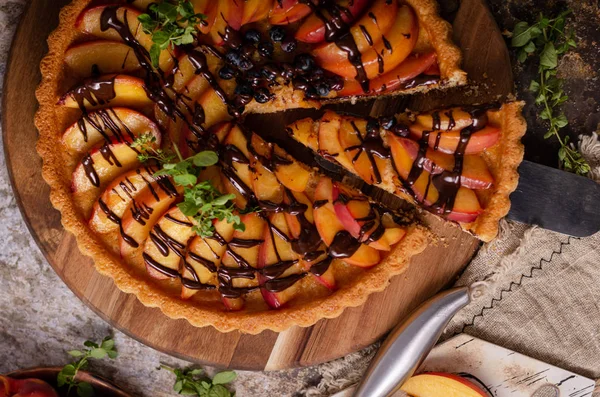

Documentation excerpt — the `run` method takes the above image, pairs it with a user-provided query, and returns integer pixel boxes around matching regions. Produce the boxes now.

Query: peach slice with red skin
[332,184,361,238]
[295,0,370,43]
[195,76,236,128]
[62,107,161,155]
[258,213,304,308]
[220,213,265,310]
[388,134,482,222]
[242,0,273,25]
[181,219,236,299]
[312,0,398,60]
[210,0,244,45]
[313,179,380,267]
[318,111,355,171]
[59,75,153,110]
[314,4,418,79]
[269,0,311,25]
[283,190,314,238]
[392,136,494,189]
[221,126,254,208]
[142,207,195,281]
[416,107,474,132]
[192,0,218,34]
[287,117,319,151]
[400,373,488,397]
[88,167,162,234]
[75,5,175,71]
[71,139,148,194]
[65,40,141,77]
[408,124,501,155]
[338,52,438,96]
[119,184,179,259]
[273,146,311,192]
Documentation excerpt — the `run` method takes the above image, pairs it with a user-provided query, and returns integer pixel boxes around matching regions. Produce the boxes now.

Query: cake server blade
[507,160,600,237]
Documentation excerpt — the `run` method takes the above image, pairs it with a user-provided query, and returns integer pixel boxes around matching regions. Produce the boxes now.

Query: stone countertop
[0,0,598,396]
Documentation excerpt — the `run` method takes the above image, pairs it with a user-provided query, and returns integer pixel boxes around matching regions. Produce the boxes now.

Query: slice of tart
[286,103,526,242]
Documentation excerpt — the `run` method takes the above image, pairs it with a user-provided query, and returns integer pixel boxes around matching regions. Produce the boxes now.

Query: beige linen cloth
[299,134,600,396]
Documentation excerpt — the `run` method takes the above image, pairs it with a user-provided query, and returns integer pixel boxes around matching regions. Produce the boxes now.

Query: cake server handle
[354,287,471,397]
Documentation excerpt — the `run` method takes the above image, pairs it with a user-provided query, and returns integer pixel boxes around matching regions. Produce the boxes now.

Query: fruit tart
[33,0,512,333]
[286,103,526,242]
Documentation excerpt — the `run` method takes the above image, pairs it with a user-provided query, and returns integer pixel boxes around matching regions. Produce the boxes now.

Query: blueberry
[261,65,279,82]
[308,67,324,81]
[219,66,235,80]
[225,50,242,66]
[366,118,380,136]
[254,87,272,103]
[316,83,330,97]
[280,63,295,80]
[269,26,286,42]
[294,54,315,73]
[391,123,410,137]
[379,116,396,130]
[235,82,254,98]
[281,36,297,53]
[241,44,255,58]
[304,85,319,99]
[327,75,344,91]
[244,29,261,44]
[238,57,254,71]
[247,69,262,86]
[258,41,274,57]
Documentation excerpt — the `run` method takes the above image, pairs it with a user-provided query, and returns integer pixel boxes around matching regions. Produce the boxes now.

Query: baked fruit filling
[63,0,465,126]
[287,102,525,241]
[63,110,424,310]
[37,0,524,331]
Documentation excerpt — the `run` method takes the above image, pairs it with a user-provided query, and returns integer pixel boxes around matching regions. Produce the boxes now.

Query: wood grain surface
[2,0,512,370]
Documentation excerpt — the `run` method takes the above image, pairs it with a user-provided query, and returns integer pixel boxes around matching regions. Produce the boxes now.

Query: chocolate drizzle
[90,5,426,303]
[345,119,390,183]
[399,107,491,214]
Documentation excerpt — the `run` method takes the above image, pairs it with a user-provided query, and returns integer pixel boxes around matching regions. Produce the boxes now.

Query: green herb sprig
[138,0,205,67]
[57,337,118,397]
[131,135,244,238]
[510,10,590,175]
[160,365,237,396]
[131,133,177,164]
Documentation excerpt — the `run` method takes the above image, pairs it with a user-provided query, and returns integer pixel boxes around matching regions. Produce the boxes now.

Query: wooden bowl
[5,367,132,397]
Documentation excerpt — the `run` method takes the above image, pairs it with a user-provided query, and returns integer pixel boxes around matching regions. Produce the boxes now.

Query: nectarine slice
[315,4,417,79]
[71,140,144,194]
[338,52,438,96]
[269,0,311,25]
[312,0,398,61]
[119,185,179,259]
[401,373,488,397]
[65,40,141,77]
[62,107,161,155]
[273,146,311,193]
[142,207,195,280]
[89,167,164,234]
[295,0,370,43]
[242,0,273,25]
[409,124,501,155]
[59,75,153,110]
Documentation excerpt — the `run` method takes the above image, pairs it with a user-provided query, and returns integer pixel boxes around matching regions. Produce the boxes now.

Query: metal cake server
[507,160,600,237]
[353,287,471,397]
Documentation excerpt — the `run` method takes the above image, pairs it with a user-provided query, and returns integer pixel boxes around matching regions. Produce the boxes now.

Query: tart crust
[35,0,438,334]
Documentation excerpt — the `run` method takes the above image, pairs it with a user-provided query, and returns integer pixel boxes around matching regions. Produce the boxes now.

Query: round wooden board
[3,0,512,370]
